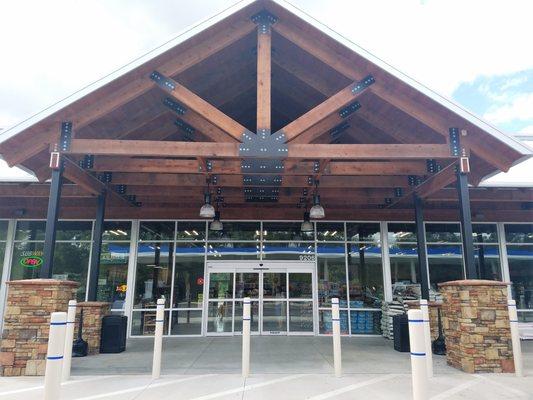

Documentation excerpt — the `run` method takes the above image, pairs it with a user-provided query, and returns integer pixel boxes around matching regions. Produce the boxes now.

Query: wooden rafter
[256,20,272,131]
[151,72,248,141]
[1,18,256,166]
[272,20,516,171]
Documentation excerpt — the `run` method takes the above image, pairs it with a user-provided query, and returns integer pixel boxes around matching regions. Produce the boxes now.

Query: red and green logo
[20,256,43,268]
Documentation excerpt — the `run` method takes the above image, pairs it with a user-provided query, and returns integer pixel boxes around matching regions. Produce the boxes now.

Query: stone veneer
[75,302,111,355]
[439,279,514,373]
[405,301,442,340]
[0,279,78,376]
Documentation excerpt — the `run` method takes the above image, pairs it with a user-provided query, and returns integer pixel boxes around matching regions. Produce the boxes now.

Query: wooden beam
[256,22,272,131]
[151,72,248,141]
[2,19,256,166]
[279,79,371,141]
[66,139,453,160]
[0,184,91,197]
[272,21,516,171]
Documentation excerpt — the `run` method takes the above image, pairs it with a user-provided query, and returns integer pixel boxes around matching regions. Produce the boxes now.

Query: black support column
[40,158,64,278]
[87,191,106,301]
[456,166,477,279]
[413,194,430,300]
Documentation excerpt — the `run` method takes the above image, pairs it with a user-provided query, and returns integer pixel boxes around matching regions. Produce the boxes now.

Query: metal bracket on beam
[150,71,176,91]
[251,10,278,34]
[116,185,127,195]
[244,187,279,202]
[239,129,288,158]
[59,122,73,152]
[243,175,282,186]
[385,198,392,205]
[216,187,222,196]
[351,75,375,95]
[408,175,422,186]
[241,159,284,173]
[303,188,308,196]
[330,122,350,142]
[79,155,94,170]
[175,118,195,141]
[449,127,460,156]
[206,160,213,172]
[163,97,186,115]
[98,172,112,183]
[394,187,403,197]
[313,161,320,173]
[339,102,361,119]
[211,175,218,185]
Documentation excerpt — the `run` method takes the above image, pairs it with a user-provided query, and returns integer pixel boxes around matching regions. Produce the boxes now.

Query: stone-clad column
[75,302,111,355]
[0,279,78,376]
[439,280,514,373]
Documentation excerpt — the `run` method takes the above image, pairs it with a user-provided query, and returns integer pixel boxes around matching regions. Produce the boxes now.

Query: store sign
[116,284,127,293]
[19,251,43,269]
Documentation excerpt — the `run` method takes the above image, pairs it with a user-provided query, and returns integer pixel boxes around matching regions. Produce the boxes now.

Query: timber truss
[0,0,529,220]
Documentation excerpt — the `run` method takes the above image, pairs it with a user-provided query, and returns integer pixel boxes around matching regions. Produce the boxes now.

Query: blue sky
[0,0,531,182]
[453,69,533,134]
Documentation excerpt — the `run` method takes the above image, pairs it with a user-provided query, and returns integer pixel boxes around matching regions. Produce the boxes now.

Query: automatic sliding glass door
[205,262,316,336]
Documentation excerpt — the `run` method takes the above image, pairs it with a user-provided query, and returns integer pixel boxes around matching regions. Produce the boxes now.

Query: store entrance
[204,261,316,335]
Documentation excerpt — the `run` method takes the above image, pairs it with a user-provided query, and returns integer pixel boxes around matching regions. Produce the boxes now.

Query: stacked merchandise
[350,310,382,334]
[381,300,406,339]
[321,310,349,334]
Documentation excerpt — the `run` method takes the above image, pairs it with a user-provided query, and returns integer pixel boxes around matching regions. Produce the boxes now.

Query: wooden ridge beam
[66,139,454,160]
[2,19,256,167]
[256,18,272,131]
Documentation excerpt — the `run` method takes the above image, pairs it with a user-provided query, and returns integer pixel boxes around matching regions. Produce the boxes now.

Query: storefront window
[11,220,93,301]
[134,242,173,308]
[347,243,383,308]
[388,223,420,297]
[317,244,347,307]
[0,220,8,282]
[505,224,533,318]
[262,221,314,241]
[97,242,130,308]
[347,223,380,243]
[208,222,260,241]
[176,221,206,241]
[317,222,345,241]
[427,244,464,290]
[207,242,260,260]
[102,221,131,241]
[472,224,501,281]
[173,243,204,308]
[425,223,461,243]
[262,242,314,260]
[139,221,175,241]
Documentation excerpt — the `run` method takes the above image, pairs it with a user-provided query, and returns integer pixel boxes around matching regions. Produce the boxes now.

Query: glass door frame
[203,261,317,336]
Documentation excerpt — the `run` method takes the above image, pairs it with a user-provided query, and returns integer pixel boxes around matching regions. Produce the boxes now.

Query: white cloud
[519,125,533,135]
[483,93,533,125]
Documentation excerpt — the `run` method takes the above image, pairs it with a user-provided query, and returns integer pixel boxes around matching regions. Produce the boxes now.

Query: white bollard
[242,297,251,378]
[152,298,165,379]
[408,309,428,400]
[508,300,524,377]
[44,312,67,400]
[62,300,76,382]
[419,299,433,378]
[331,297,342,377]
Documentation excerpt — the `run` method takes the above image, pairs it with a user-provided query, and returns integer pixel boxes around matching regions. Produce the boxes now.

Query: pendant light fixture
[210,199,223,231]
[309,179,325,219]
[199,178,215,218]
[300,211,313,232]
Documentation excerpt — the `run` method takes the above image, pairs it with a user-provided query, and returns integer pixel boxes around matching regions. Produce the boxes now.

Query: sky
[0,0,531,183]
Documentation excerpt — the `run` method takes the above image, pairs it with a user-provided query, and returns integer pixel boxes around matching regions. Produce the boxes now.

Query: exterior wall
[0,219,531,339]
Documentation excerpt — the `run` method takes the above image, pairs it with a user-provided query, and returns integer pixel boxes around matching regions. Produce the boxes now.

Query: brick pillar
[75,302,110,355]
[405,301,443,340]
[0,279,78,376]
[439,279,514,373]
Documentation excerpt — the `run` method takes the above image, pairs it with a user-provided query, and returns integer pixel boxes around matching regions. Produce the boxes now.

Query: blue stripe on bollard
[410,352,426,357]
[408,319,424,323]
[243,318,251,321]
[68,304,77,307]
[155,320,164,323]
[331,318,340,322]
[47,356,64,360]
[510,320,519,323]
[508,304,516,307]
[50,322,67,326]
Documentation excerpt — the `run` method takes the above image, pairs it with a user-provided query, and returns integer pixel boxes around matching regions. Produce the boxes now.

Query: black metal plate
[239,129,288,158]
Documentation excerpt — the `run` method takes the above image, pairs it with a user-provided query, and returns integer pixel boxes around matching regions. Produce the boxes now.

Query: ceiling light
[310,194,325,219]
[301,211,314,232]
[199,193,215,218]
[210,211,223,231]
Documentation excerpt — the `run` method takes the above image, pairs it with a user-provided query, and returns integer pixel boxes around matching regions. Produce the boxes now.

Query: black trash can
[100,315,127,353]
[393,313,410,352]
